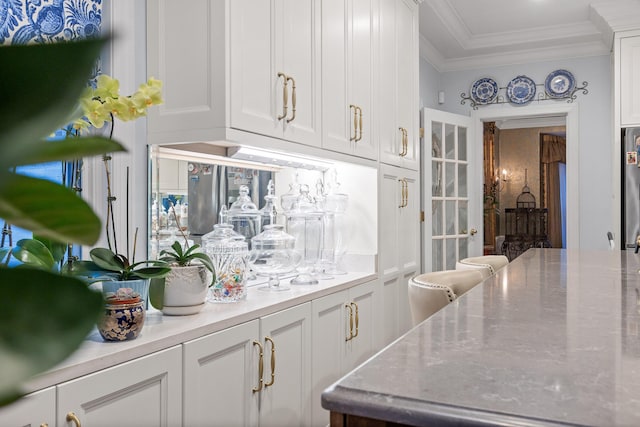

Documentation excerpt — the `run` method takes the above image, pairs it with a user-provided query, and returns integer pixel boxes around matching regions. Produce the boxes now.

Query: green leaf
[11,239,55,270]
[130,266,171,279]
[149,277,165,310]
[89,248,125,272]
[0,39,107,173]
[33,236,67,263]
[0,268,103,402]
[15,136,126,166]
[188,252,215,275]
[0,174,101,246]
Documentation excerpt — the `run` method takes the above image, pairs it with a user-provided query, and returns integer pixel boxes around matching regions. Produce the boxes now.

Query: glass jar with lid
[225,185,261,249]
[250,224,301,291]
[202,224,248,302]
[284,184,323,285]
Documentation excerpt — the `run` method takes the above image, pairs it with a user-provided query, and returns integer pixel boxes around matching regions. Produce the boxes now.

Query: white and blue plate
[506,75,536,105]
[470,77,499,105]
[545,69,575,98]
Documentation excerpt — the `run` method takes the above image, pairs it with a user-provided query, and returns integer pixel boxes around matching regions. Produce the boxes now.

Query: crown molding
[590,1,640,33]
[421,40,610,72]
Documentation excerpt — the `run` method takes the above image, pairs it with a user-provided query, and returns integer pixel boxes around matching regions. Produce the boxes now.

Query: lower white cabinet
[57,346,182,427]
[379,164,420,344]
[183,302,312,427]
[0,386,55,427]
[310,280,378,426]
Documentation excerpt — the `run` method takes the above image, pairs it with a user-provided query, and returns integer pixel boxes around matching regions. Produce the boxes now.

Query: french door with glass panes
[422,108,479,272]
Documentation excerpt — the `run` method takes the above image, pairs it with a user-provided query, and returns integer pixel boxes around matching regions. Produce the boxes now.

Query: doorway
[471,103,580,252]
[482,121,567,259]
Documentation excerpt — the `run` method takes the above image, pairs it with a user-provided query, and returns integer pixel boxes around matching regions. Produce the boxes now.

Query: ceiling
[419,0,640,71]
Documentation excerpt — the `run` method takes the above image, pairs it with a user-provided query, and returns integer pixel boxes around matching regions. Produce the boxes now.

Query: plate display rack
[460,77,588,110]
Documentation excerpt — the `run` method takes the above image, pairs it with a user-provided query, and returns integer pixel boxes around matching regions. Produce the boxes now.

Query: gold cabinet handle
[404,178,409,207]
[355,106,363,142]
[66,412,81,427]
[398,179,408,208]
[399,127,408,156]
[349,104,357,141]
[470,228,478,236]
[252,340,264,392]
[264,336,276,388]
[345,303,354,341]
[277,72,288,121]
[286,75,296,123]
[350,302,359,338]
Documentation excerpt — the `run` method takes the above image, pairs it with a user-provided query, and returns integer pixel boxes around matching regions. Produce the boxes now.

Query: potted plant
[152,207,216,315]
[0,38,128,406]
[73,246,171,310]
[97,287,146,342]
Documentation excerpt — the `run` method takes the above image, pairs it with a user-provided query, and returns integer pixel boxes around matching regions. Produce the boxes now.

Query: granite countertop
[25,269,376,394]
[322,249,640,427]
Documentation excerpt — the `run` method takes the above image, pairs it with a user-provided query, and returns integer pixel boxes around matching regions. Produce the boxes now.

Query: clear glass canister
[226,185,261,249]
[202,224,248,302]
[249,224,301,292]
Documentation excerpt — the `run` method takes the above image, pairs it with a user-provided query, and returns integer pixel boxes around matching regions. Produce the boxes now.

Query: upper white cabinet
[378,0,419,170]
[57,346,182,427]
[321,0,378,160]
[620,35,640,127]
[147,0,322,147]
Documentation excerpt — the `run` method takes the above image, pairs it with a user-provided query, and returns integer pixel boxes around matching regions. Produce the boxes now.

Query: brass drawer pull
[66,412,81,427]
[252,340,264,392]
[264,336,276,387]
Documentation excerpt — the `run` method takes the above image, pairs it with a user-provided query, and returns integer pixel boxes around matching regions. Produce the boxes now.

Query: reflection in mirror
[148,144,378,275]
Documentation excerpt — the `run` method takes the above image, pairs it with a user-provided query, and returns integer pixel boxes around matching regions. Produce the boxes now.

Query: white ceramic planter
[162,265,213,315]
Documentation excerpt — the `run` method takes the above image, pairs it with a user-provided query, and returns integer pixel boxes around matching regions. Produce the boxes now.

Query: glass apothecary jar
[202,224,248,302]
[249,224,301,292]
[226,185,261,248]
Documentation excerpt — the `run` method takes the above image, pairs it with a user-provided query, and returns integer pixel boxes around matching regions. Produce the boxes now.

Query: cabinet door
[280,0,322,147]
[183,320,260,427]
[395,0,419,170]
[379,165,402,278]
[147,0,225,143]
[621,36,640,126]
[258,303,312,427]
[57,346,182,427]
[229,0,280,139]
[378,0,419,169]
[322,0,376,159]
[0,387,55,427]
[310,289,349,427]
[346,280,378,368]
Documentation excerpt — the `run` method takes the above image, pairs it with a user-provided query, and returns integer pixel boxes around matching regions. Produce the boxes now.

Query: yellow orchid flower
[82,98,110,128]
[103,97,131,121]
[93,74,120,100]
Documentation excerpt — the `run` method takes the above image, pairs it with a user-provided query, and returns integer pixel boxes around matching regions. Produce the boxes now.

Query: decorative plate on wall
[470,77,499,105]
[506,75,536,105]
[544,69,576,98]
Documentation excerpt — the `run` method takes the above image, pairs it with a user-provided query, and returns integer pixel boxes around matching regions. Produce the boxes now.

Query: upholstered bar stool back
[408,270,483,326]
[456,255,509,279]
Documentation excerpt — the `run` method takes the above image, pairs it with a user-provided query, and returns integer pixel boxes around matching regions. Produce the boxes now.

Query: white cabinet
[0,386,55,427]
[378,0,419,170]
[321,0,377,160]
[621,35,640,127]
[57,346,182,427]
[183,303,312,427]
[310,280,378,426]
[157,158,188,195]
[379,164,420,344]
[147,0,322,148]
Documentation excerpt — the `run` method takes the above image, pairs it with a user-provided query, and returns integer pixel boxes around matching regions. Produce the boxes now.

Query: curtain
[540,134,566,248]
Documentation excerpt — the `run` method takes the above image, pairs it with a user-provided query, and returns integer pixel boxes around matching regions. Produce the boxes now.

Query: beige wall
[496,126,565,234]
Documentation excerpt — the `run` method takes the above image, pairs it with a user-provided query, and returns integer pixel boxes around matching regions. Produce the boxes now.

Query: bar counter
[322,249,640,426]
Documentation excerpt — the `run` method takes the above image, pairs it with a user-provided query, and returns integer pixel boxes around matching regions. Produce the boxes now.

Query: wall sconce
[484,168,508,205]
